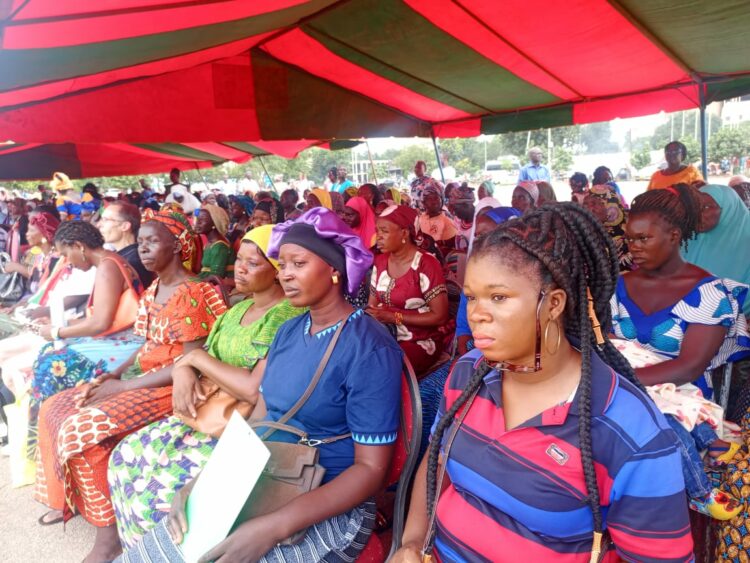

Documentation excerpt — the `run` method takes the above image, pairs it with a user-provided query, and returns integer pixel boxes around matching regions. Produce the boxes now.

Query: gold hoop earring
[544,319,561,355]
[332,273,339,285]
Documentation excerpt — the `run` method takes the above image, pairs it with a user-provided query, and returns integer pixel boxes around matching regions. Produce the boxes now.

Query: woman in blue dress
[611,183,750,519]
[117,208,403,563]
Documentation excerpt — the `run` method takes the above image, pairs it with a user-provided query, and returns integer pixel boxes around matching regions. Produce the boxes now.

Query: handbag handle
[259,313,350,441]
[86,254,139,310]
[421,386,480,561]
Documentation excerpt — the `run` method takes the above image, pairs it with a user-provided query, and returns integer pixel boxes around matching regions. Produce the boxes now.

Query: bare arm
[58,261,124,338]
[635,324,728,386]
[368,293,449,328]
[179,349,267,405]
[126,339,207,391]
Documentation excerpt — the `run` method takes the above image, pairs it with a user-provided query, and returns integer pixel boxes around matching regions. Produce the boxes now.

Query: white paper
[180,411,271,563]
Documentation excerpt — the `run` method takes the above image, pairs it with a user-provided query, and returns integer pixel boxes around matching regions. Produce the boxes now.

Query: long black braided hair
[54,219,105,249]
[426,202,642,540]
[629,182,702,249]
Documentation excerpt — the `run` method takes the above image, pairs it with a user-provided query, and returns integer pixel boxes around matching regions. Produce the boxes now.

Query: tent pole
[431,133,445,183]
[193,163,208,192]
[258,156,278,194]
[698,85,709,179]
[365,140,379,185]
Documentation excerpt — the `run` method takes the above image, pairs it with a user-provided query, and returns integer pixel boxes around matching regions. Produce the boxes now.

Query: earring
[81,247,87,263]
[41,238,48,244]
[332,274,339,284]
[544,319,561,355]
[401,238,406,244]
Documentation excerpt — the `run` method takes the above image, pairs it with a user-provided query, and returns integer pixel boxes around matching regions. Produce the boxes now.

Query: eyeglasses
[100,216,125,223]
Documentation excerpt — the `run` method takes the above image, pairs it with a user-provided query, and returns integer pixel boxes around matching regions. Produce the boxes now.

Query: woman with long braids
[392,204,693,562]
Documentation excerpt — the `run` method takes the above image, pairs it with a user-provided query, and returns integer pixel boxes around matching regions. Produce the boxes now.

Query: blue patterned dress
[610,275,750,398]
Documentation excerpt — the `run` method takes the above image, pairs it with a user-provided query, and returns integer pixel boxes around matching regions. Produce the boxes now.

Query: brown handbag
[234,315,351,545]
[179,377,254,438]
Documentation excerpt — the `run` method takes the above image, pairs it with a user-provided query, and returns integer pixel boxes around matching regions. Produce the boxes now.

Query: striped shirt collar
[472,345,619,426]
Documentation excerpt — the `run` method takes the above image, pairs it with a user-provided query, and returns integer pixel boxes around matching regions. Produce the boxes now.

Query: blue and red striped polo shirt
[431,348,693,562]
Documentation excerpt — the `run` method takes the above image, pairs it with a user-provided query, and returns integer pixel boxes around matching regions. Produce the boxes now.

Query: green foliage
[708,124,750,162]
[650,110,721,150]
[552,146,573,173]
[630,146,651,170]
[390,144,434,178]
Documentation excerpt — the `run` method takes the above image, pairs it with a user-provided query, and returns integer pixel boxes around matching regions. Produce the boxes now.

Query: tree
[552,146,573,174]
[630,146,651,170]
[708,124,750,162]
[389,144,434,180]
[579,122,619,153]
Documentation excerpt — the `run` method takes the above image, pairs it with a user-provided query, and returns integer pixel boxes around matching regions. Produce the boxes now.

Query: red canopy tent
[1,1,749,147]
[0,139,348,180]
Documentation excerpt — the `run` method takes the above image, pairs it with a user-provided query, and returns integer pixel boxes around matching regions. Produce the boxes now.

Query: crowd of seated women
[1,156,750,563]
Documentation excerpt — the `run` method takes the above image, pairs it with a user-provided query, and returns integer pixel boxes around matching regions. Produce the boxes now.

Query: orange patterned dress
[34,279,227,527]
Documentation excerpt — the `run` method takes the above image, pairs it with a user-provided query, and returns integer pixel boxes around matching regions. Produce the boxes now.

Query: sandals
[38,510,64,526]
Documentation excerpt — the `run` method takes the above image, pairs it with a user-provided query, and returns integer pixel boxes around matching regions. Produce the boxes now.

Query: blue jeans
[665,415,717,499]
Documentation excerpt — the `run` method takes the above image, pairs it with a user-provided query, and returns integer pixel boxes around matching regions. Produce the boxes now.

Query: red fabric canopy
[0,140,319,180]
[1,0,749,144]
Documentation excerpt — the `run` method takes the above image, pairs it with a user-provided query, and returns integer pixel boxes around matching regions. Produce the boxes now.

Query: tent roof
[0,139,327,180]
[1,0,749,143]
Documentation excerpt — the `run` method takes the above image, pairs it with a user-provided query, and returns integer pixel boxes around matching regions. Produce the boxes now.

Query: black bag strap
[421,385,480,560]
[259,313,350,442]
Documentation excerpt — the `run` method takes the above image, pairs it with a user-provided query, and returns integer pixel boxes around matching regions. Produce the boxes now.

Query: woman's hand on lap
[76,379,128,408]
[37,325,54,341]
[167,479,195,545]
[172,366,204,418]
[198,516,281,563]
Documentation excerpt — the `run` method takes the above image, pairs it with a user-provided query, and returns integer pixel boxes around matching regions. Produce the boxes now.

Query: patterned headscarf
[29,212,60,241]
[142,208,196,262]
[422,181,444,203]
[517,181,540,205]
[201,203,229,236]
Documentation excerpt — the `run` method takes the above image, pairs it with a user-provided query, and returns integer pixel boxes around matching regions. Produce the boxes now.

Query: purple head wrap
[267,207,373,295]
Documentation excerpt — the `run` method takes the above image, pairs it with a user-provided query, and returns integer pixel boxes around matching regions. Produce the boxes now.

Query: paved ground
[0,455,92,562]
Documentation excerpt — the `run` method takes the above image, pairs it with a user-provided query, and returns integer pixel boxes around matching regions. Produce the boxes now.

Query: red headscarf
[30,212,60,242]
[345,196,376,248]
[378,205,418,234]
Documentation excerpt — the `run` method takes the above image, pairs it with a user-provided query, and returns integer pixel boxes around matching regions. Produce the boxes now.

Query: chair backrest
[386,356,423,559]
[711,362,734,412]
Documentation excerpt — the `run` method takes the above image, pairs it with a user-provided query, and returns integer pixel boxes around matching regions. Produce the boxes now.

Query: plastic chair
[711,362,734,412]
[357,356,423,562]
